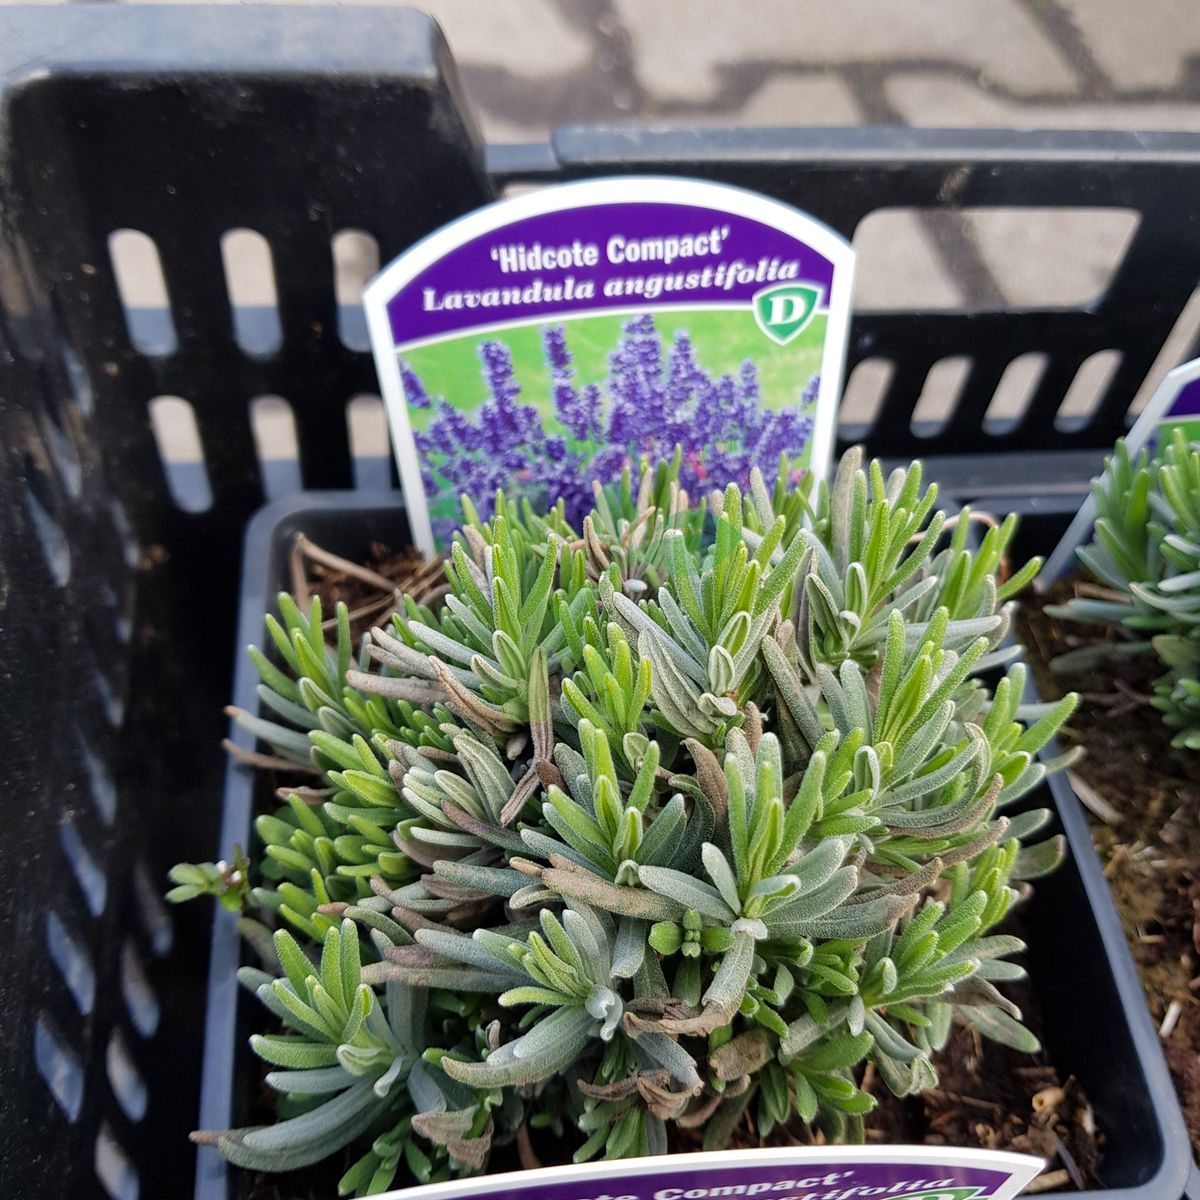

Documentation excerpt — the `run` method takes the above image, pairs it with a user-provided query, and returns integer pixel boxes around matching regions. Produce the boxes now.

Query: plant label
[374,1147,1044,1200]
[364,177,855,554]
[1042,357,1200,584]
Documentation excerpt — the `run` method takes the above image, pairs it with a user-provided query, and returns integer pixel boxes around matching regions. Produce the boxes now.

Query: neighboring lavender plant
[411,314,818,535]
[1048,428,1200,750]
[175,450,1075,1195]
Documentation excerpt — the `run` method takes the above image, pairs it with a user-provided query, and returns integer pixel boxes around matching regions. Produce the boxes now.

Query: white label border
[364,176,856,555]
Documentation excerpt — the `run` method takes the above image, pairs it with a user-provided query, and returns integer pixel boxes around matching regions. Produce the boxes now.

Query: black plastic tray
[200,489,1194,1200]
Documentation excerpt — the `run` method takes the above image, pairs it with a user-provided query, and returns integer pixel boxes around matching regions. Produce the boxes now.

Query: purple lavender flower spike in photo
[403,313,818,534]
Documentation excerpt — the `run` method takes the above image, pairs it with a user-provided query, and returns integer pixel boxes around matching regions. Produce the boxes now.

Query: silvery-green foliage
[1048,429,1200,749]
[192,918,493,1193]
[173,449,1076,1193]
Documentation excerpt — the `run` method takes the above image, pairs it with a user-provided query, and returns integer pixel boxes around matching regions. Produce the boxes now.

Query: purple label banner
[1158,375,1200,421]
[375,1147,1043,1200]
[384,203,838,344]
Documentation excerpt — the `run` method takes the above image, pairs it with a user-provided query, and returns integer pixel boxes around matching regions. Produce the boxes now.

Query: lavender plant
[176,448,1076,1195]
[1048,428,1200,750]
[410,314,818,536]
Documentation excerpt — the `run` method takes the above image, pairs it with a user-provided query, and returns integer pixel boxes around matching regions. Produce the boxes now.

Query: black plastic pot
[999,494,1200,1196]
[198,489,1193,1200]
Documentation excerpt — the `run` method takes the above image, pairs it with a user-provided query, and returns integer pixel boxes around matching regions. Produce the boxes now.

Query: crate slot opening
[250,395,302,498]
[0,238,41,360]
[77,729,117,826]
[121,940,161,1038]
[97,579,133,647]
[147,396,214,512]
[95,1124,139,1200]
[1056,349,1123,433]
[333,230,379,351]
[23,475,70,588]
[911,356,972,438]
[59,817,107,918]
[838,358,893,438]
[85,640,125,728]
[984,352,1050,435]
[35,1017,83,1123]
[1127,282,1200,423]
[133,861,173,960]
[57,336,94,417]
[105,498,140,572]
[46,911,96,1016]
[108,230,177,357]
[852,207,1141,312]
[347,393,392,489]
[38,379,84,499]
[221,229,283,358]
[106,1032,148,1123]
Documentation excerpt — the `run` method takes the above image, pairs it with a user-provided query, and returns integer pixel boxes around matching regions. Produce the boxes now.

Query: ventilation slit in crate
[85,641,125,728]
[333,230,379,351]
[106,498,140,571]
[0,239,40,359]
[106,1032,147,1123]
[121,940,160,1038]
[39,404,83,499]
[1127,282,1200,422]
[148,396,214,512]
[347,393,391,488]
[911,357,972,438]
[108,230,176,357]
[852,210,966,311]
[98,580,133,646]
[46,911,96,1015]
[35,1016,83,1122]
[58,337,94,416]
[76,730,117,826]
[60,818,107,917]
[984,352,1049,435]
[221,229,283,357]
[250,395,302,498]
[851,207,1140,312]
[24,477,70,588]
[133,860,173,959]
[1056,350,1123,433]
[95,1124,139,1200]
[838,358,894,437]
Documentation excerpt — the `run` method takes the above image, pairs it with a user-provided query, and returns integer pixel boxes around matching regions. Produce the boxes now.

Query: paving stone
[614,0,1077,104]
[888,75,1200,131]
[1056,0,1200,91]
[734,72,864,126]
[418,0,594,80]
[650,70,862,128]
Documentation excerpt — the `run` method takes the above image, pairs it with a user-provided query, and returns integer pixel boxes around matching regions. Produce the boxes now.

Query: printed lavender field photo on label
[365,178,855,553]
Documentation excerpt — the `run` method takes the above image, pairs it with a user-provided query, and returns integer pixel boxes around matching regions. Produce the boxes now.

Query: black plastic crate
[4,6,1200,1198]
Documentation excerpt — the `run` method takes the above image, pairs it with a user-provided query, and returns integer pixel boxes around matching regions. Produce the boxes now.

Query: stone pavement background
[33,0,1200,457]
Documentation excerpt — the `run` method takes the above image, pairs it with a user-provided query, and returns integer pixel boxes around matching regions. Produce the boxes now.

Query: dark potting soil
[234,541,1100,1194]
[1017,583,1200,1159]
